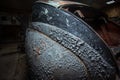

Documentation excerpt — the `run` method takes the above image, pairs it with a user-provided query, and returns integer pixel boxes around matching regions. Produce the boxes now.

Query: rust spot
[33,47,41,55]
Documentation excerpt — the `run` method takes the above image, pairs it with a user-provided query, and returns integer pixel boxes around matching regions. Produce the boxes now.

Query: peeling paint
[47,16,52,21]
[31,22,115,80]
[56,14,59,16]
[45,9,48,15]
[66,18,70,26]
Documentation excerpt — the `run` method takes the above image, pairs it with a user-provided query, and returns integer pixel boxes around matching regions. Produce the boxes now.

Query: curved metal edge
[31,22,116,79]
[35,1,89,8]
[25,28,89,80]
[32,2,118,68]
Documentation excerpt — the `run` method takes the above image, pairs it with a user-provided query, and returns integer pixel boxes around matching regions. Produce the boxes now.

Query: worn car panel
[25,1,118,80]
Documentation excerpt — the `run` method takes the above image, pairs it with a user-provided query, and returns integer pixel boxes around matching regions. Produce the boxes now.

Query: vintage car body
[25,1,119,80]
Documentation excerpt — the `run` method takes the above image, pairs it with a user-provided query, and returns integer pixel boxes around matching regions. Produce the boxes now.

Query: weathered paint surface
[31,22,115,79]
[26,28,89,80]
[25,2,118,80]
[32,2,117,69]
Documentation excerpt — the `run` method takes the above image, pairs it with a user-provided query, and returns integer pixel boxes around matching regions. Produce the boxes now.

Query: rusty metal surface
[57,1,120,48]
[32,2,117,69]
[26,28,89,80]
[25,2,118,80]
